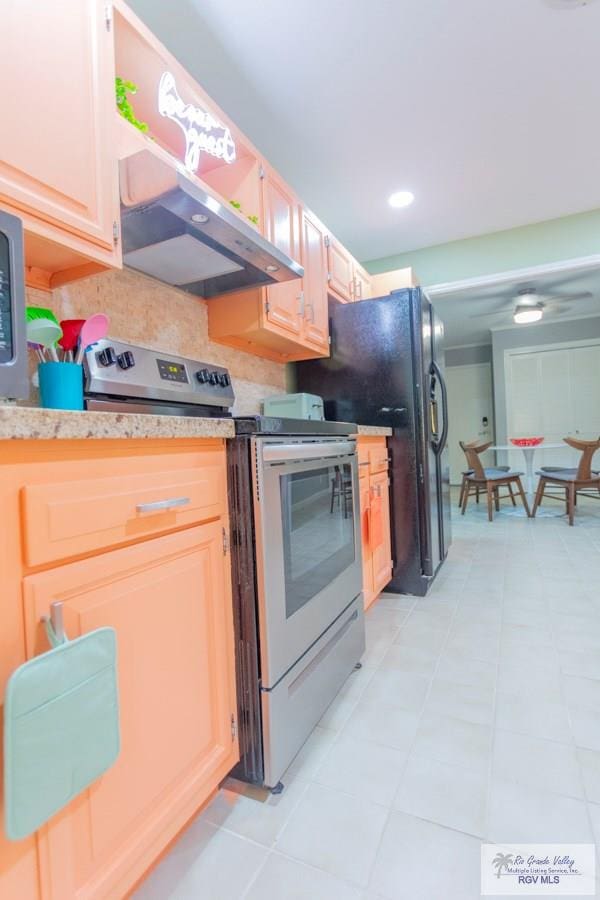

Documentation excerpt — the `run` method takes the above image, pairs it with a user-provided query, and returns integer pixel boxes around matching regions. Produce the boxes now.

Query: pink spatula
[75,314,110,365]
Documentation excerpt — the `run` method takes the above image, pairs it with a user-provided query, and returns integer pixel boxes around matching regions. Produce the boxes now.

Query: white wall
[446,363,495,483]
[445,345,492,367]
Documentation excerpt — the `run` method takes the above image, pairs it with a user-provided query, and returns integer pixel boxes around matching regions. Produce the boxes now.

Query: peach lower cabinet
[357,436,393,609]
[0,438,238,900]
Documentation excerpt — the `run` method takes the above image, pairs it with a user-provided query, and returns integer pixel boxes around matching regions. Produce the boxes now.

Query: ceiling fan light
[514,305,543,324]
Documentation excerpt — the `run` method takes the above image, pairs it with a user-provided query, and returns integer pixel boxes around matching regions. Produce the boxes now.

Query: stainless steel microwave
[0,211,28,400]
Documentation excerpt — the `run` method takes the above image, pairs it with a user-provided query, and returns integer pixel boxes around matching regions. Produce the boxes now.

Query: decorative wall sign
[158,71,236,170]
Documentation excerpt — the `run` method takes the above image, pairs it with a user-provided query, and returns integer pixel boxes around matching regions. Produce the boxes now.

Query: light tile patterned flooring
[135,494,600,899]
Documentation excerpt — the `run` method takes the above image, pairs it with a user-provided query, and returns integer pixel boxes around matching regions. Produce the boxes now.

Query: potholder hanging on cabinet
[4,625,120,840]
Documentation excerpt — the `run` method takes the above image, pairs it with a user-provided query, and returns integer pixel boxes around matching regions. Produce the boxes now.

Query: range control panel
[157,359,189,383]
[84,338,234,409]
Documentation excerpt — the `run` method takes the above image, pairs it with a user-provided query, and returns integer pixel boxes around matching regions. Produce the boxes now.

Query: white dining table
[490,443,566,517]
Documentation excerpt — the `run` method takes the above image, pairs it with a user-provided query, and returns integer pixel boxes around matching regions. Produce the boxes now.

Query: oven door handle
[261,441,356,463]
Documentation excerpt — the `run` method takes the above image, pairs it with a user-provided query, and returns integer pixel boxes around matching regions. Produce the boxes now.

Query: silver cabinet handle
[297,291,305,317]
[305,301,315,323]
[261,441,356,463]
[136,496,191,513]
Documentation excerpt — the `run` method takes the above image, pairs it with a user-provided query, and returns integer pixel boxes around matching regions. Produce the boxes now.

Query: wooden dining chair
[330,465,353,518]
[458,440,510,509]
[532,436,600,525]
[539,435,600,480]
[459,440,531,521]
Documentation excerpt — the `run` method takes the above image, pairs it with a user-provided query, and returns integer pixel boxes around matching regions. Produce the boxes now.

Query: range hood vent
[120,150,303,298]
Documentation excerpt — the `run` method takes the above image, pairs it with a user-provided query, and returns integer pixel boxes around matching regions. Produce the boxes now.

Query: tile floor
[134,493,600,899]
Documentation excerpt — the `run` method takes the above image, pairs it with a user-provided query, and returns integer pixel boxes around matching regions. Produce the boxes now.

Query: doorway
[446,363,495,484]
[505,339,600,468]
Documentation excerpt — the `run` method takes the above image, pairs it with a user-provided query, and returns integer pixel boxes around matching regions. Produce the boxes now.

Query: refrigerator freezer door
[294,288,451,596]
[295,291,425,593]
[431,311,452,562]
[419,294,440,577]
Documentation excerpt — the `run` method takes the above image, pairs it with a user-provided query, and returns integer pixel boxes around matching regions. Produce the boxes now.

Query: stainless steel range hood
[119,149,303,298]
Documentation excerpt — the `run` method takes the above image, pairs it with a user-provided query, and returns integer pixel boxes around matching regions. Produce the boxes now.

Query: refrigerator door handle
[430,360,449,455]
[379,406,408,415]
[429,398,439,439]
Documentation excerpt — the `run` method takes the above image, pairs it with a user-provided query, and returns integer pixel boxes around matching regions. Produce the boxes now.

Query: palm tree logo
[492,852,514,879]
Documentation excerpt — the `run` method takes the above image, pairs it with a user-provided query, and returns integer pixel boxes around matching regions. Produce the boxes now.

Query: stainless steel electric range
[84,339,365,792]
[229,417,364,791]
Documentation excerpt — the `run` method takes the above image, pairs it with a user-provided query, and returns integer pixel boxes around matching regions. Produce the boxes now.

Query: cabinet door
[359,475,375,609]
[370,471,393,596]
[0,0,118,257]
[353,265,372,301]
[327,237,354,303]
[301,210,329,351]
[262,167,303,336]
[22,524,237,900]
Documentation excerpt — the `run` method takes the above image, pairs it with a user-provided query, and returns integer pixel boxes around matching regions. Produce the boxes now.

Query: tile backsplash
[25,268,286,414]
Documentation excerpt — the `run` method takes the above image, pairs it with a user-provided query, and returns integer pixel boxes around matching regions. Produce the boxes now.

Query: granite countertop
[0,406,235,440]
[354,425,393,437]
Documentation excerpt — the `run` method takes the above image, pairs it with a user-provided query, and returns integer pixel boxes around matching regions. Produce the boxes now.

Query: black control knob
[196,368,210,384]
[117,351,135,370]
[97,346,117,367]
[218,373,230,387]
[208,371,219,385]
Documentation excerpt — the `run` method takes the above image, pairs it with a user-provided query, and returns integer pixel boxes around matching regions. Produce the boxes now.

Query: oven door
[252,437,362,688]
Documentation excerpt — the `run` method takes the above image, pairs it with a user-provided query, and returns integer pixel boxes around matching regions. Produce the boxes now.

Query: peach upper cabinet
[0,0,121,289]
[261,165,303,339]
[207,168,329,361]
[300,209,329,348]
[353,261,373,301]
[370,267,419,296]
[326,236,372,303]
[326,235,355,302]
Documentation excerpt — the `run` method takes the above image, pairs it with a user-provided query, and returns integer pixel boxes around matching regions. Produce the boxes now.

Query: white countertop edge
[354,425,393,437]
[0,406,235,440]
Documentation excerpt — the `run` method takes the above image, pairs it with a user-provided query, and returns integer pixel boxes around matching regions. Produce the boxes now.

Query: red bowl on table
[510,437,544,447]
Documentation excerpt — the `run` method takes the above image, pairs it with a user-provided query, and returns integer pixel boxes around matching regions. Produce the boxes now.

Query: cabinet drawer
[369,442,389,475]
[22,456,226,567]
[358,446,370,479]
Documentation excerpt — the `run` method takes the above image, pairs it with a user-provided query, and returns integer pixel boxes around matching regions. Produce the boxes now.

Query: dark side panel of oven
[226,436,265,785]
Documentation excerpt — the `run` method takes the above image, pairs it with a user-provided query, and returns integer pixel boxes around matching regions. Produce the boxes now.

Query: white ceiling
[129,0,600,263]
[432,264,600,346]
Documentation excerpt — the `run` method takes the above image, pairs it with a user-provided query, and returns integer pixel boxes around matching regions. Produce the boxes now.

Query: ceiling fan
[469,286,593,325]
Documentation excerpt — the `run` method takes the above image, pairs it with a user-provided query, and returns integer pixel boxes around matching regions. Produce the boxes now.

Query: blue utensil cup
[38,362,84,411]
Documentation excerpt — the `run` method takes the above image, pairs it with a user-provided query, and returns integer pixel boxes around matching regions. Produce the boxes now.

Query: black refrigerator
[295,287,451,596]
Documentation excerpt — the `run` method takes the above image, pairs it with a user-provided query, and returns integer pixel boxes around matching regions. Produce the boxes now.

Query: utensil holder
[38,361,84,411]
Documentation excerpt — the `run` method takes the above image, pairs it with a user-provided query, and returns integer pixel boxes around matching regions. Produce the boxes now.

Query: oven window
[281,463,356,618]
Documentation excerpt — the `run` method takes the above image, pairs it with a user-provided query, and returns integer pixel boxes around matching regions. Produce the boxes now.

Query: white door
[446,363,495,484]
[569,345,600,443]
[506,342,600,469]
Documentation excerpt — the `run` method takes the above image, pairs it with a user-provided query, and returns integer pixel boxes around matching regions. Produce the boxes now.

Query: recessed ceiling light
[388,190,415,209]
[514,304,543,324]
